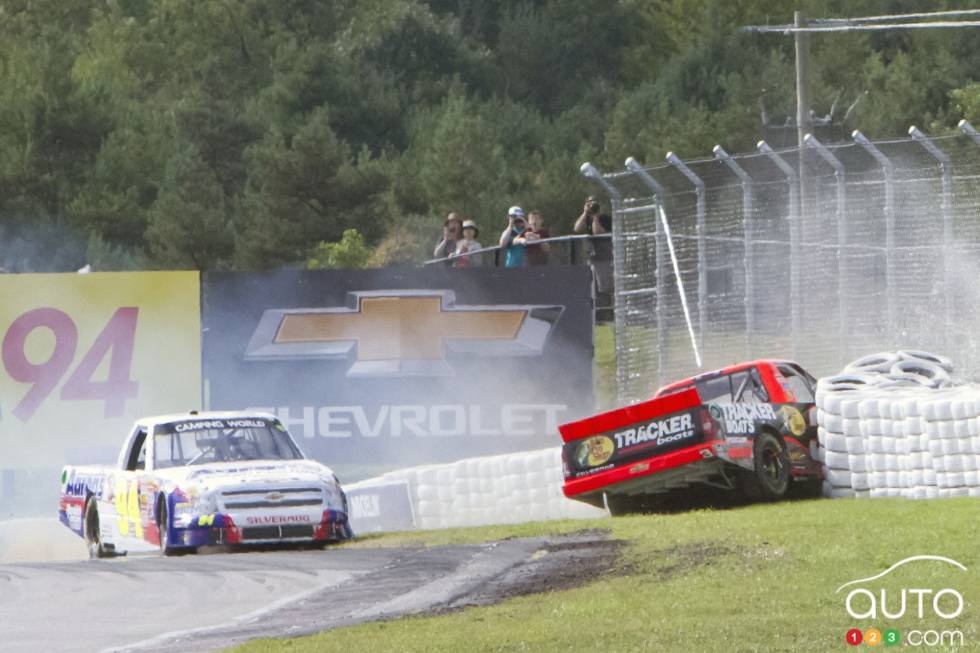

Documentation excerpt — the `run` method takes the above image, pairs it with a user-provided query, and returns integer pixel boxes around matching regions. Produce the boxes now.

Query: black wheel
[84,496,112,559]
[157,497,174,556]
[743,432,790,501]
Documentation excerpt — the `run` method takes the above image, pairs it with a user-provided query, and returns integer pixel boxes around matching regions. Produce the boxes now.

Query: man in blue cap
[498,206,527,268]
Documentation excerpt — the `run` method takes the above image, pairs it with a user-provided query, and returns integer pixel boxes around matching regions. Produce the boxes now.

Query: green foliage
[308,229,372,270]
[0,1,975,271]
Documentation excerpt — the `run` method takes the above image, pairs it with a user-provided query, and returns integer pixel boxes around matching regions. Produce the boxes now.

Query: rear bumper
[563,442,716,499]
[168,509,353,548]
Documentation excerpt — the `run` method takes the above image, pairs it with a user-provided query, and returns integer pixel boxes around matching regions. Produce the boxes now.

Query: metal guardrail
[423,233,612,267]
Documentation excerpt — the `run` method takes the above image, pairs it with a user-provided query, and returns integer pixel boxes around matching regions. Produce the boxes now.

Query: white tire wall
[816,351,979,499]
[346,447,609,532]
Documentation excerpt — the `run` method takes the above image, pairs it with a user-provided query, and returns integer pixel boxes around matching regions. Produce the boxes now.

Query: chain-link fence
[584,123,980,405]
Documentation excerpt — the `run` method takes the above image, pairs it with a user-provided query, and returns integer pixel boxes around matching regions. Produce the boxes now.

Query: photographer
[433,212,463,266]
[573,196,614,321]
[499,206,528,268]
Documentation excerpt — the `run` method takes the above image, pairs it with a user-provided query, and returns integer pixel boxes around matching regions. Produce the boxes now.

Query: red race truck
[560,360,823,514]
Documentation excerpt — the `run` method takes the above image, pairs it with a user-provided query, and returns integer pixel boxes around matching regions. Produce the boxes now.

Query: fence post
[804,134,848,366]
[580,162,624,399]
[624,157,668,389]
[666,152,706,360]
[960,119,980,147]
[714,145,755,360]
[909,126,953,348]
[758,141,801,361]
[853,130,896,339]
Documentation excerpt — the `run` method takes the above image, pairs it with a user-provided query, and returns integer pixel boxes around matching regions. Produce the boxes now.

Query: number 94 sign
[1,307,139,421]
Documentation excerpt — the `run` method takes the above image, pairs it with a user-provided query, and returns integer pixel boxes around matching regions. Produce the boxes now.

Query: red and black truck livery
[560,360,822,514]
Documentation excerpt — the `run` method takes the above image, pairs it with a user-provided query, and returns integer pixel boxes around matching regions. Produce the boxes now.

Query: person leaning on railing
[514,210,550,266]
[573,196,614,318]
[453,219,483,267]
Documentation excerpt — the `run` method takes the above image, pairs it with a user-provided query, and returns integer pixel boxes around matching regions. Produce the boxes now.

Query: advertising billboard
[0,272,202,470]
[203,267,593,471]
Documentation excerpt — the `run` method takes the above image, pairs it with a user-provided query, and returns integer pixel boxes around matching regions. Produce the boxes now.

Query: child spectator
[515,210,550,266]
[499,206,527,268]
[454,220,482,267]
[433,213,462,266]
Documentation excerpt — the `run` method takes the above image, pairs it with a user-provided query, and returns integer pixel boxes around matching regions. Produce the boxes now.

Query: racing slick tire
[84,496,113,559]
[742,432,791,501]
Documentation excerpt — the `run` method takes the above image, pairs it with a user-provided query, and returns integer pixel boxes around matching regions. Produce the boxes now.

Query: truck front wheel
[84,496,112,559]
[744,432,790,500]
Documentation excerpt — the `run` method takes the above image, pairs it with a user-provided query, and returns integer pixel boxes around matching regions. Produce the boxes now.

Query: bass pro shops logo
[838,555,967,648]
[244,290,562,377]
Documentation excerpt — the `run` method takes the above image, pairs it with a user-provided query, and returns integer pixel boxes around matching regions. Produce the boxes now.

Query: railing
[423,233,611,267]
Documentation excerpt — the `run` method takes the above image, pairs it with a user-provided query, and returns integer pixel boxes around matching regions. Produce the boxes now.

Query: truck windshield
[153,420,303,469]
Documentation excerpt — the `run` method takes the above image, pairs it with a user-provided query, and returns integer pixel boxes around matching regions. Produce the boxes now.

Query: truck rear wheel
[744,432,790,501]
[84,497,112,559]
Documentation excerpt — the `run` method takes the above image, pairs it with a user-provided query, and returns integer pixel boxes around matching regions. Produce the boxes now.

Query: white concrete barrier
[344,447,608,533]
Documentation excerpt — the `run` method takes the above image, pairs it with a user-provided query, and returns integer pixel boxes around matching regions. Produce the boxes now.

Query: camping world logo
[837,555,967,648]
[244,290,562,377]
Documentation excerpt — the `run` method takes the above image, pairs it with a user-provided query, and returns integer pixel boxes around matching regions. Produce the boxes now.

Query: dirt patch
[647,541,735,581]
[440,529,625,611]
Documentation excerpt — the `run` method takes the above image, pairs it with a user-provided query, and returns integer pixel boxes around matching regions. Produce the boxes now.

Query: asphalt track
[0,525,612,653]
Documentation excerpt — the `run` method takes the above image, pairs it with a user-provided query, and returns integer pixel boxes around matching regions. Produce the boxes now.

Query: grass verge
[226,497,980,652]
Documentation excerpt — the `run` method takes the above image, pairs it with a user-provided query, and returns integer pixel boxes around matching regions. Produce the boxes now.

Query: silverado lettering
[245,514,312,525]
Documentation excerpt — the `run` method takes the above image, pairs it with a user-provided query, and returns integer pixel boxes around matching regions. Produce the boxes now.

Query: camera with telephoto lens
[587,201,600,215]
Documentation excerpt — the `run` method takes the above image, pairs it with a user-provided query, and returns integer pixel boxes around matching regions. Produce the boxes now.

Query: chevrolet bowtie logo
[244,290,562,377]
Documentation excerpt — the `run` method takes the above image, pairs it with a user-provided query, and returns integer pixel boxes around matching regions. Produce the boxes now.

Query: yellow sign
[0,272,201,467]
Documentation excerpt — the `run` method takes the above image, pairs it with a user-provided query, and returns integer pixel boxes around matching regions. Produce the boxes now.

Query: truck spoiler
[559,388,702,443]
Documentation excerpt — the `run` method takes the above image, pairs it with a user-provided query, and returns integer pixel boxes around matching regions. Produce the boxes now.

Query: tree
[308,229,372,269]
[144,146,234,270]
[235,107,389,268]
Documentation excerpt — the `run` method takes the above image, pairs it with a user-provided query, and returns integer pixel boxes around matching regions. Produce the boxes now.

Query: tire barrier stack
[816,350,980,499]
[344,447,608,533]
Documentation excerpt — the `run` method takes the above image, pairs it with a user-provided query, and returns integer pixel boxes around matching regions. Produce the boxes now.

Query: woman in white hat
[454,219,483,267]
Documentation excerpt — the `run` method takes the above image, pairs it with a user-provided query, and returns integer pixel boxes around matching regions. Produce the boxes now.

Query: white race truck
[59,411,352,557]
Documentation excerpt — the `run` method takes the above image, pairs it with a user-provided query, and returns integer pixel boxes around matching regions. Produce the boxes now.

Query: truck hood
[154,459,337,494]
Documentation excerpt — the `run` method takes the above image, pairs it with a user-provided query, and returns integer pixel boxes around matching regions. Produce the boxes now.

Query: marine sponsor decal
[714,403,777,435]
[612,413,696,450]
